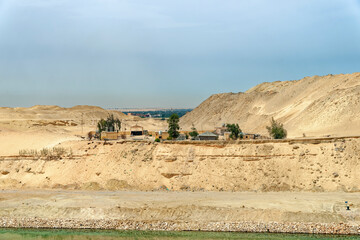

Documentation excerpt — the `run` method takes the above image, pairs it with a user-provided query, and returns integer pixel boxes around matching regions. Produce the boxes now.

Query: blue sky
[0,0,359,108]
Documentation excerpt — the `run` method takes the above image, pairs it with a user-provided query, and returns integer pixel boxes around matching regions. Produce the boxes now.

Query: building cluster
[98,124,267,141]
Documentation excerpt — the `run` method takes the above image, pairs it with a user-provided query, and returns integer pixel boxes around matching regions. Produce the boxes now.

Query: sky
[0,0,360,108]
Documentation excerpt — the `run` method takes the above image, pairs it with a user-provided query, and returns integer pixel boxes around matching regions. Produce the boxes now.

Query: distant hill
[0,105,128,121]
[180,73,360,137]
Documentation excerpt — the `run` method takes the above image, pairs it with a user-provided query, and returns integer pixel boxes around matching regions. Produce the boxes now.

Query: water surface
[0,229,359,240]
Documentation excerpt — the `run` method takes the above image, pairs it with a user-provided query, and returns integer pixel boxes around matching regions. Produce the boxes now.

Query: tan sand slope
[1,137,359,192]
[0,105,127,121]
[180,73,360,137]
[1,190,359,226]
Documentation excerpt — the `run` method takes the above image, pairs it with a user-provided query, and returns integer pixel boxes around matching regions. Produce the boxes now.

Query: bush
[266,118,287,139]
[19,149,38,156]
[40,148,50,157]
[52,147,66,157]
[189,125,199,139]
[87,131,93,140]
[155,138,160,142]
[19,147,73,159]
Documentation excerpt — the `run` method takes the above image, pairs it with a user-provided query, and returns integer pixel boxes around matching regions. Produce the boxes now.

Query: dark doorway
[131,131,143,136]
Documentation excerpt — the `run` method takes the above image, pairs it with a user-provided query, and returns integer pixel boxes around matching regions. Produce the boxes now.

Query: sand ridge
[1,137,359,192]
[180,73,360,137]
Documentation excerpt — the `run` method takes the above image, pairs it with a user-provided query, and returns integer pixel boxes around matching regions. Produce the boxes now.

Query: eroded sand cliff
[1,137,359,192]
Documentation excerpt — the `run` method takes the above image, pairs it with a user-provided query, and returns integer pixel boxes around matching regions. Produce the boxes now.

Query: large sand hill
[180,73,360,137]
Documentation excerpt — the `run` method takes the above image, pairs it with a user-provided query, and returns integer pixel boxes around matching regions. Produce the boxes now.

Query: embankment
[1,137,359,192]
[1,190,360,234]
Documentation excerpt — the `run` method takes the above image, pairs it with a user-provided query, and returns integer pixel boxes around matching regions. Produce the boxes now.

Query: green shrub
[189,125,199,139]
[266,118,287,139]
[155,138,160,142]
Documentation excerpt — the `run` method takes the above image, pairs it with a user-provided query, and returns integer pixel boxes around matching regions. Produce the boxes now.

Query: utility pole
[81,113,84,135]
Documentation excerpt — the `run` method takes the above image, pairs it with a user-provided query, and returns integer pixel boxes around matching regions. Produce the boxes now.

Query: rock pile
[1,218,359,235]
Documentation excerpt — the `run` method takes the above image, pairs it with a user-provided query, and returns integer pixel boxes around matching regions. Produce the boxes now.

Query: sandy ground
[0,130,80,156]
[1,190,359,225]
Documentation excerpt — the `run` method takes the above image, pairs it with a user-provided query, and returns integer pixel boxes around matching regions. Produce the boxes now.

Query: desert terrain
[1,190,360,233]
[1,138,360,192]
[180,73,360,137]
[0,73,359,233]
[0,105,167,156]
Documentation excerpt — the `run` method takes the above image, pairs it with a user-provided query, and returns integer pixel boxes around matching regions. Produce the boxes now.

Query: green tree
[266,118,287,139]
[189,125,199,139]
[97,114,121,133]
[167,113,180,139]
[97,118,107,133]
[226,123,242,140]
[105,114,121,132]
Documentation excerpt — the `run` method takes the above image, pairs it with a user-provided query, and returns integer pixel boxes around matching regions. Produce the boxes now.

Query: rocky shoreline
[1,218,360,235]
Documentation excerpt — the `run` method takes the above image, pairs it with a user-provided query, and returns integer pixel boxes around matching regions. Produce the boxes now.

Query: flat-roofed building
[198,131,218,141]
[130,125,144,136]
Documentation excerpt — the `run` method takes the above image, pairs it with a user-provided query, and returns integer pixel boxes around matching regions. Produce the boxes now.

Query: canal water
[0,229,359,240]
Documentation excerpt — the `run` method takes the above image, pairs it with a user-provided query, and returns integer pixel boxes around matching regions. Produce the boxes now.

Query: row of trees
[226,118,287,139]
[97,114,121,133]
[167,114,287,140]
[94,113,287,140]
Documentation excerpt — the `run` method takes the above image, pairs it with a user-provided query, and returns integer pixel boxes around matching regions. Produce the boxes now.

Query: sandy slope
[179,73,360,137]
[1,137,359,192]
[0,131,79,156]
[1,190,359,225]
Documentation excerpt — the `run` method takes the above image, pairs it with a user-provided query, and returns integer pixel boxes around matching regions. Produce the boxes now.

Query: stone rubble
[0,218,359,235]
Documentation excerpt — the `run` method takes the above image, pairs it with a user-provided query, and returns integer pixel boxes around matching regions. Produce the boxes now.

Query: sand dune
[180,73,360,137]
[0,105,126,121]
